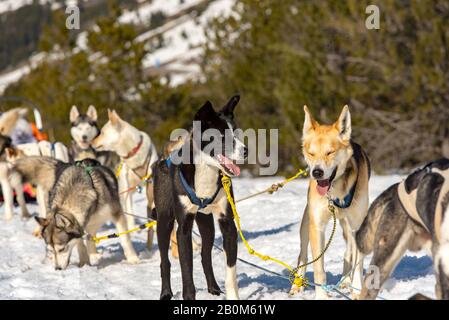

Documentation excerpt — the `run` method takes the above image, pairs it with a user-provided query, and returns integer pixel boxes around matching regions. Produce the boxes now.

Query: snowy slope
[0,175,436,300]
[0,0,235,92]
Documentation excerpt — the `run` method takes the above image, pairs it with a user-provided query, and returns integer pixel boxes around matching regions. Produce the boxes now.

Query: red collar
[124,135,143,159]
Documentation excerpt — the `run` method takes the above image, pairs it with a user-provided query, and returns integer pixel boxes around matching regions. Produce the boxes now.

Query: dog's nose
[312,168,324,179]
[55,266,62,271]
[82,135,88,141]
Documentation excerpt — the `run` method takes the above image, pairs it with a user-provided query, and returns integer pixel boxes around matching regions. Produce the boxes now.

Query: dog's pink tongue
[316,180,330,196]
[218,154,241,176]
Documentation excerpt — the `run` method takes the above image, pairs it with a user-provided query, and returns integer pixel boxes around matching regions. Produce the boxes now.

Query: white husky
[92,110,158,249]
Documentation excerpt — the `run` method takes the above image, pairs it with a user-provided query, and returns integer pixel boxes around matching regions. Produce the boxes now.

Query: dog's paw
[21,212,32,220]
[208,285,222,296]
[126,255,140,264]
[160,290,173,300]
[89,253,102,265]
[288,284,304,296]
[78,260,90,268]
[339,276,352,289]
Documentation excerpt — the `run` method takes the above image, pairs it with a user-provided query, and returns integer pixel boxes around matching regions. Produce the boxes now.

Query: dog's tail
[10,156,61,191]
[356,183,399,254]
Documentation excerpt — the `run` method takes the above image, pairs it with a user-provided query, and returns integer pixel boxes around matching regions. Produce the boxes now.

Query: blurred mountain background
[0,0,448,174]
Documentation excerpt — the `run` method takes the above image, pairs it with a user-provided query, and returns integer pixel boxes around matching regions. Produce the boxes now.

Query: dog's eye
[307,151,315,157]
[326,150,336,156]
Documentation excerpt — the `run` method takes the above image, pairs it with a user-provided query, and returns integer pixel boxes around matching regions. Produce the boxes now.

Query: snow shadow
[391,255,433,280]
[237,272,290,293]
[296,254,433,288]
[214,221,298,246]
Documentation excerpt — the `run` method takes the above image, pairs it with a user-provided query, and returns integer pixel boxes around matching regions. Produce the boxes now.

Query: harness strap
[166,157,220,210]
[331,181,357,209]
[51,142,56,158]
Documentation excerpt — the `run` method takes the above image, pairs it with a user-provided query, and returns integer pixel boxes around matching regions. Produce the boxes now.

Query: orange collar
[124,135,143,159]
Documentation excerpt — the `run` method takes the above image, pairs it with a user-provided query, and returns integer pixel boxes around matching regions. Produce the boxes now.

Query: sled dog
[290,105,371,299]
[69,105,121,169]
[0,134,30,220]
[153,95,247,300]
[14,156,139,269]
[92,110,158,249]
[357,158,449,300]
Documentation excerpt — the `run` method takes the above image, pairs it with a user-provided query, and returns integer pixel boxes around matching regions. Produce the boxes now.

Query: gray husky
[13,156,139,269]
[357,158,449,300]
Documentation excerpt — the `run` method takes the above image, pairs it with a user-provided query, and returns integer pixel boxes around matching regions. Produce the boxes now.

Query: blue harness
[330,182,357,209]
[166,158,221,210]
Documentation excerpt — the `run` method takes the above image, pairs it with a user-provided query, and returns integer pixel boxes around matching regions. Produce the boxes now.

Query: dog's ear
[55,214,72,229]
[335,105,351,142]
[86,105,98,122]
[194,101,216,123]
[108,110,122,129]
[303,105,318,137]
[70,105,80,123]
[220,95,240,118]
[17,108,28,117]
[5,147,16,159]
[4,136,12,148]
[35,216,49,227]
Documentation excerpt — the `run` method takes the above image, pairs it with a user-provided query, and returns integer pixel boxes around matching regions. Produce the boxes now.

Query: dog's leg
[339,218,358,289]
[119,169,135,229]
[309,211,329,299]
[177,213,196,300]
[114,213,140,264]
[340,218,352,277]
[33,185,48,237]
[290,206,310,295]
[36,185,47,218]
[11,179,31,219]
[77,240,90,267]
[350,232,365,292]
[1,178,14,221]
[86,238,102,265]
[157,211,175,300]
[219,211,239,300]
[359,218,413,300]
[170,227,179,259]
[196,212,221,296]
[146,183,155,251]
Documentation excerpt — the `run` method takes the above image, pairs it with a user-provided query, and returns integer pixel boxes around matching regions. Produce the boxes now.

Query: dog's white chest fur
[178,164,226,216]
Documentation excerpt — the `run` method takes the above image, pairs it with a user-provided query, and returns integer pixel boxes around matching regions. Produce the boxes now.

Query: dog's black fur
[153,96,243,300]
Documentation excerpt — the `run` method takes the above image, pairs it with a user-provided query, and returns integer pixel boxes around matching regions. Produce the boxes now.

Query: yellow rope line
[221,169,336,289]
[90,221,157,244]
[235,168,308,203]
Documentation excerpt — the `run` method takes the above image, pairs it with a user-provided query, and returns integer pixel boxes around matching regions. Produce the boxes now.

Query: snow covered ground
[0,175,436,300]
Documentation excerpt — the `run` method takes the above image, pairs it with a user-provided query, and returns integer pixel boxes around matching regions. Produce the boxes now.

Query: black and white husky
[69,105,120,169]
[153,96,247,300]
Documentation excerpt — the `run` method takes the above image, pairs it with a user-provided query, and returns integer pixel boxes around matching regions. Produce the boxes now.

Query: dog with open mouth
[152,95,247,300]
[289,105,371,299]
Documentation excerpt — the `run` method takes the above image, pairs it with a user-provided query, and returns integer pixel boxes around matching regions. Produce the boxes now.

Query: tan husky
[290,105,371,299]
